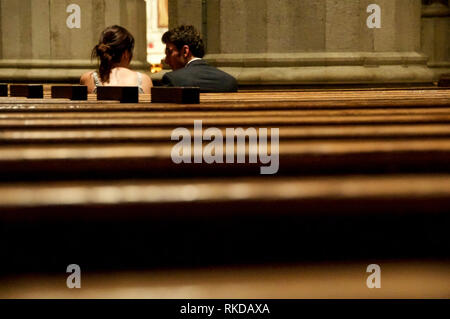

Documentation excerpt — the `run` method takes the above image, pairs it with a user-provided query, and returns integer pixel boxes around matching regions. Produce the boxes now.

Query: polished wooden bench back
[0,86,448,295]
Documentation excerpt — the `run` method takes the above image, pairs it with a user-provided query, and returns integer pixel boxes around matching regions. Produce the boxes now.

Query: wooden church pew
[0,139,449,181]
[0,86,448,299]
[0,113,449,129]
[0,174,448,274]
[1,124,450,144]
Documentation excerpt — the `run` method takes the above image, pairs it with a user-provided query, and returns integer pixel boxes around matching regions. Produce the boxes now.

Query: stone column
[0,0,149,82]
[421,0,450,79]
[166,0,436,85]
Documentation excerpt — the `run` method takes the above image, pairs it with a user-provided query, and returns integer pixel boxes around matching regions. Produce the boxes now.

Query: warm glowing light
[151,64,163,73]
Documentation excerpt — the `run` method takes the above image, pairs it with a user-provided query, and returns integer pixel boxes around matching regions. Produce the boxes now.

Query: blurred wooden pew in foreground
[0,86,448,298]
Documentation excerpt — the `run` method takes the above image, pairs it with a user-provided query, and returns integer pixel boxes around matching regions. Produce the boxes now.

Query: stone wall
[421,0,450,78]
[0,0,148,82]
[166,0,449,85]
[0,0,447,84]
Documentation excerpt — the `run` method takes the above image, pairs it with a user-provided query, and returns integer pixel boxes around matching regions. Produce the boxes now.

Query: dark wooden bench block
[0,84,7,97]
[97,86,139,103]
[438,74,450,87]
[151,87,200,104]
[51,85,88,100]
[10,84,44,98]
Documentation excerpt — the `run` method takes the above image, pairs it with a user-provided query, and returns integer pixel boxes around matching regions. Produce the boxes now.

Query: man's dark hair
[162,25,205,58]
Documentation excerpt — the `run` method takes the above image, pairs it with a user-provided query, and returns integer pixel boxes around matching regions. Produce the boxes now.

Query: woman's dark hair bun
[92,25,135,83]
[96,43,110,54]
[96,43,112,60]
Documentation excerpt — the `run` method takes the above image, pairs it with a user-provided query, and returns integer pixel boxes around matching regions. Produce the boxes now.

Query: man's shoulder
[188,59,218,71]
[166,59,226,75]
[163,60,238,92]
[189,60,235,79]
[163,68,189,81]
[164,67,191,77]
[162,68,193,87]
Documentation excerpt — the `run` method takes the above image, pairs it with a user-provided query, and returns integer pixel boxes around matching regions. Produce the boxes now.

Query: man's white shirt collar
[185,57,202,67]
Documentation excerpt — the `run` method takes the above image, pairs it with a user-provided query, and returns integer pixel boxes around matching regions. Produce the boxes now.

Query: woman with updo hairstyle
[81,25,152,94]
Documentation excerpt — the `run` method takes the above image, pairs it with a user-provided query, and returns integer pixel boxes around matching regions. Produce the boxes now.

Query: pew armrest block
[97,86,139,103]
[51,85,88,100]
[151,87,200,104]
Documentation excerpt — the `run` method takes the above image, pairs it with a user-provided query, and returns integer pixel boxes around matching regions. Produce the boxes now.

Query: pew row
[1,107,450,120]
[1,175,449,214]
[0,175,448,273]
[0,140,449,180]
[0,88,448,109]
[0,87,448,299]
[0,98,448,112]
[1,260,449,299]
[0,114,449,129]
[1,124,450,144]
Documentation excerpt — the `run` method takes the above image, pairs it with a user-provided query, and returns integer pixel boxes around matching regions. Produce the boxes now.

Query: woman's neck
[112,61,130,69]
[114,53,131,69]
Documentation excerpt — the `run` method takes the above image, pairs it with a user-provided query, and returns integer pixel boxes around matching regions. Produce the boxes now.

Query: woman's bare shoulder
[80,71,95,84]
[141,73,152,83]
[140,72,152,81]
[139,72,153,93]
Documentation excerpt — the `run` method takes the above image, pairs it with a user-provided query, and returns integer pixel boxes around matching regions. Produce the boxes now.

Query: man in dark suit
[161,25,238,92]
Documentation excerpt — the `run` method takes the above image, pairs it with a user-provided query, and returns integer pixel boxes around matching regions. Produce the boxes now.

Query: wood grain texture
[1,124,450,144]
[1,261,448,298]
[0,87,448,299]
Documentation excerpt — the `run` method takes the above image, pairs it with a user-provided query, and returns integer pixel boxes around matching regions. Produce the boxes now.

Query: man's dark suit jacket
[161,59,238,92]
